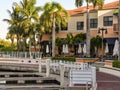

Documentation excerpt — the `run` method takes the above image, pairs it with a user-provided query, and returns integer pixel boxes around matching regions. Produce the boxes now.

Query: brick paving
[96,72,120,90]
[66,72,120,90]
[65,72,120,90]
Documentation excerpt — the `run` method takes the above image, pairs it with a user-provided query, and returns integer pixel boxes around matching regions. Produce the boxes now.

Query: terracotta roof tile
[67,6,94,15]
[103,0,118,9]
[68,0,119,16]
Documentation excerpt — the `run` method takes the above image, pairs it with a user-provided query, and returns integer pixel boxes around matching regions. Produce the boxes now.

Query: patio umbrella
[62,44,65,53]
[65,44,69,53]
[113,39,119,56]
[95,47,97,53]
[78,44,82,53]
[46,45,49,53]
[105,43,109,54]
[83,44,87,54]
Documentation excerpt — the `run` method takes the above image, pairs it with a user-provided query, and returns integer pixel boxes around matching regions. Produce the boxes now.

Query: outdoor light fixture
[98,27,107,62]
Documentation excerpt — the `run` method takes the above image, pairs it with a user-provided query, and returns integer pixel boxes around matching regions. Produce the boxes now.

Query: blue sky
[0,0,116,40]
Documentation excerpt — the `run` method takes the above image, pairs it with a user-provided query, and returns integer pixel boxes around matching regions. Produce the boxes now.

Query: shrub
[112,60,120,68]
[52,56,75,62]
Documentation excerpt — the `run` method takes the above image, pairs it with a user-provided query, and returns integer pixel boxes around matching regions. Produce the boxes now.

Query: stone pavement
[96,72,120,90]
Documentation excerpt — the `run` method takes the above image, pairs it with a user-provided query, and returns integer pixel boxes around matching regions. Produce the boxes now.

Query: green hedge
[52,57,75,62]
[112,60,120,68]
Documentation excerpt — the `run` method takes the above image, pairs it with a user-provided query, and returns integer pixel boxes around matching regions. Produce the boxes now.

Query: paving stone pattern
[96,72,120,90]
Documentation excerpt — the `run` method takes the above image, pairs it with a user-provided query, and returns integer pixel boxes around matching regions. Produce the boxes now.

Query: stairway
[0,71,60,89]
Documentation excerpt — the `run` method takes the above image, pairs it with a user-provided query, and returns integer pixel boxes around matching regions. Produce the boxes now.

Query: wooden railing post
[91,67,96,87]
[39,59,42,73]
[81,63,84,70]
[46,59,50,77]
[60,63,65,87]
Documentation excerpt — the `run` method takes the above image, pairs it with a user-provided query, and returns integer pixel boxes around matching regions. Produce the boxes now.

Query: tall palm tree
[15,0,42,56]
[40,2,69,57]
[6,31,16,52]
[3,6,25,51]
[75,0,104,57]
[91,35,102,57]
[36,22,46,53]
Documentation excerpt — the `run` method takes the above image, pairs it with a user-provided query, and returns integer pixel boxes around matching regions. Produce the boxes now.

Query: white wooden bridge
[0,56,96,90]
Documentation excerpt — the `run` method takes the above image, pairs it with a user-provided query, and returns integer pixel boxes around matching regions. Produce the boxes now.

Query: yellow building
[40,1,119,57]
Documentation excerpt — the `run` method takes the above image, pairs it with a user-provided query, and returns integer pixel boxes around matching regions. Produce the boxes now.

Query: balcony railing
[113,24,118,32]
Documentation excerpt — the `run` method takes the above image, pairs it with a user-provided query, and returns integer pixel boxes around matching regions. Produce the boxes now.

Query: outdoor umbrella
[113,39,119,56]
[105,43,109,54]
[46,45,49,53]
[78,44,82,53]
[65,44,69,53]
[83,44,87,54]
[62,44,65,53]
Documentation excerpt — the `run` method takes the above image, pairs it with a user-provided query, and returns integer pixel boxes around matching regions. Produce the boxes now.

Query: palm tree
[36,22,46,54]
[3,6,25,51]
[6,31,16,52]
[75,0,104,57]
[91,35,102,57]
[40,2,69,57]
[55,37,63,55]
[73,33,86,44]
[15,0,42,57]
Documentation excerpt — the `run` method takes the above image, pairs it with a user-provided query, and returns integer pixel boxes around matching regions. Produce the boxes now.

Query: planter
[105,60,112,66]
[76,58,100,63]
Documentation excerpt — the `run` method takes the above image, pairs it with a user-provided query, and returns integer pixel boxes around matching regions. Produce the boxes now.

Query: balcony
[113,24,118,32]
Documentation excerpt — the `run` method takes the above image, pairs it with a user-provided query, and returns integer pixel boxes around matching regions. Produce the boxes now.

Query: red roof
[103,0,119,9]
[68,0,119,16]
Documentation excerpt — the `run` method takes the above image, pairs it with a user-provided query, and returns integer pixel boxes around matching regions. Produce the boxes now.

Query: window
[90,18,98,28]
[77,21,84,30]
[104,16,113,26]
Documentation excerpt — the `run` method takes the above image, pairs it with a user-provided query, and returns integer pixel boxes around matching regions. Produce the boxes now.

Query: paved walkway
[96,72,120,90]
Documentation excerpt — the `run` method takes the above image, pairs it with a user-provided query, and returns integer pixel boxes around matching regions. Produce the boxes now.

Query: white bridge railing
[18,59,88,71]
[18,59,90,86]
[0,51,42,59]
[0,57,95,87]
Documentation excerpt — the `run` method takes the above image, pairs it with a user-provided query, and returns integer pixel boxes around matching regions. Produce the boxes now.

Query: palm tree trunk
[29,40,32,58]
[118,0,120,60]
[52,14,56,57]
[33,35,36,52]
[17,35,20,52]
[23,37,27,52]
[86,2,90,57]
[11,39,14,52]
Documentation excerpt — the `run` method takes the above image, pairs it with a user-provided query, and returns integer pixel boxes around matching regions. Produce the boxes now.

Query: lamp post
[98,27,107,62]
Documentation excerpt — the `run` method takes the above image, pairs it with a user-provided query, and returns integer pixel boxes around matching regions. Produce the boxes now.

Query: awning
[80,42,86,44]
[105,38,117,44]
[75,42,86,45]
